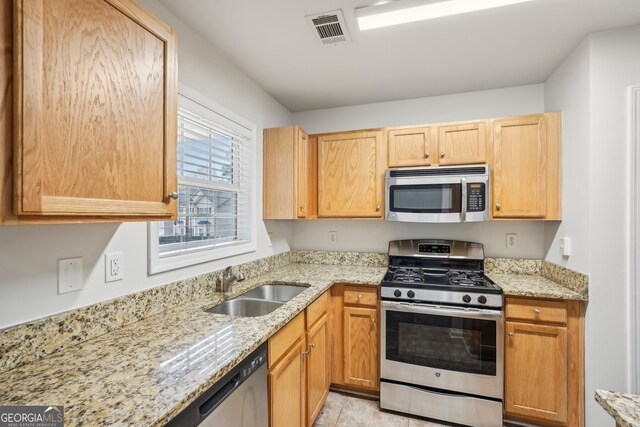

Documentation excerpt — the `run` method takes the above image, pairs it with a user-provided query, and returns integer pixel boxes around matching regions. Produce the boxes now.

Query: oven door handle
[382,301,504,321]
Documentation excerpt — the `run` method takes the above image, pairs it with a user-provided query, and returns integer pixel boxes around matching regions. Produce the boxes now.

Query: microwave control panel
[467,183,486,212]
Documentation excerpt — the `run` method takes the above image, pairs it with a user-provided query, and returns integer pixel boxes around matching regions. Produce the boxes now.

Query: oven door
[381,301,503,399]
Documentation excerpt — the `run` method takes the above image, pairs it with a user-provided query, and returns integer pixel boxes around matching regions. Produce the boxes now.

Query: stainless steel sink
[241,284,307,302]
[206,298,283,317]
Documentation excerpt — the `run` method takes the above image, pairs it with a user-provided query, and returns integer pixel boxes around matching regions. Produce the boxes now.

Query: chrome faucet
[222,266,245,296]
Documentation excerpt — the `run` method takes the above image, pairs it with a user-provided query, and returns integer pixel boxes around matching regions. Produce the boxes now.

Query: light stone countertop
[488,272,587,301]
[0,263,386,427]
[596,390,640,427]
[0,260,585,426]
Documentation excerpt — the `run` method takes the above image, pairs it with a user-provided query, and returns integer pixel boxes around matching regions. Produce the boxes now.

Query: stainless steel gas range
[379,239,504,427]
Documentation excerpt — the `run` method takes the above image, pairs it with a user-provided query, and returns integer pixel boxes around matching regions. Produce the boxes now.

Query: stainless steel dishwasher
[166,343,268,427]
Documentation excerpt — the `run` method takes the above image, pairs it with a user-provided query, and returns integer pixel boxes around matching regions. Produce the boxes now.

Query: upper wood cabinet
[388,127,431,167]
[490,113,561,220]
[4,0,178,221]
[317,130,385,218]
[437,121,487,165]
[387,121,487,167]
[263,126,317,219]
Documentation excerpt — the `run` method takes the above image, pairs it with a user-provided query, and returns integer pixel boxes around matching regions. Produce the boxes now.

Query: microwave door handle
[461,177,467,222]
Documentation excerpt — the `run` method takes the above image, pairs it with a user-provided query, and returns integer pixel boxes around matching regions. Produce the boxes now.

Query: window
[148,88,255,273]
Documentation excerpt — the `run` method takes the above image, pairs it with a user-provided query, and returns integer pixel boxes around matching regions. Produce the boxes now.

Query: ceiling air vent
[306,10,351,46]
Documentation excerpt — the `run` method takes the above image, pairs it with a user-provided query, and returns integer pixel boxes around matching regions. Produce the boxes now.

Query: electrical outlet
[329,231,337,244]
[506,233,518,250]
[58,258,83,294]
[105,252,124,282]
[560,237,571,257]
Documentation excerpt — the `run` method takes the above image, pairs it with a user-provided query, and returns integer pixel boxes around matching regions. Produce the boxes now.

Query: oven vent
[389,166,488,178]
[306,10,351,46]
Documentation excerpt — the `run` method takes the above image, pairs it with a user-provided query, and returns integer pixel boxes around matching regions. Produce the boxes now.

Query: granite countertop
[0,263,386,427]
[488,273,587,301]
[596,390,640,427]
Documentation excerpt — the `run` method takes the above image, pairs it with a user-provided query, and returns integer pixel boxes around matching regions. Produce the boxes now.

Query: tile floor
[313,391,447,427]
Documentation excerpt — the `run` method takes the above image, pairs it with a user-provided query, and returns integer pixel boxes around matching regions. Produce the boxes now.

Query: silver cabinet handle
[168,192,179,200]
[440,152,445,158]
[309,342,316,349]
[424,153,430,158]
[533,309,541,315]
[302,351,309,356]
[495,203,501,210]
[508,332,515,338]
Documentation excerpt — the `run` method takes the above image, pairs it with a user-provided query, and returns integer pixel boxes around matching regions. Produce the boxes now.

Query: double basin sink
[206,284,307,317]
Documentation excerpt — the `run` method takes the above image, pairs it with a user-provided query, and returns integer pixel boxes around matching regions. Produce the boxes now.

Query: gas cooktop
[381,239,503,308]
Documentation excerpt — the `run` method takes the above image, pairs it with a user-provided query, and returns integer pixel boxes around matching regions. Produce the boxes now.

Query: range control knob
[478,295,487,304]
[462,294,472,303]
[394,289,402,297]
[407,290,415,298]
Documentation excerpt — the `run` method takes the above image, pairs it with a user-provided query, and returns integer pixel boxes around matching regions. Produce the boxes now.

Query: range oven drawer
[380,381,503,427]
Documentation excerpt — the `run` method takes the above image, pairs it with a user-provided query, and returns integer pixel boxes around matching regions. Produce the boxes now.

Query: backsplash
[541,261,589,298]
[484,258,542,274]
[292,250,388,267]
[0,251,292,375]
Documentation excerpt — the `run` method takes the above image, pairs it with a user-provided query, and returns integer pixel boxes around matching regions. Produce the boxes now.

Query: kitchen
[0,0,639,426]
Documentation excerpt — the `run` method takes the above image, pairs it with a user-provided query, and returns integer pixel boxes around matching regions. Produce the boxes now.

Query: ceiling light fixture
[355,0,537,31]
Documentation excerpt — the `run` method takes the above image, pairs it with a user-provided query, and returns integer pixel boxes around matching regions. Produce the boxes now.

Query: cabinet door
[297,130,309,218]
[437,122,487,165]
[306,314,330,426]
[318,131,384,218]
[343,306,378,389]
[505,321,568,424]
[269,338,306,427]
[14,0,177,217]
[388,127,431,167]
[492,116,547,218]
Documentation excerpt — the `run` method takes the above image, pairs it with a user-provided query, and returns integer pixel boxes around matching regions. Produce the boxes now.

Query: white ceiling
[160,0,640,112]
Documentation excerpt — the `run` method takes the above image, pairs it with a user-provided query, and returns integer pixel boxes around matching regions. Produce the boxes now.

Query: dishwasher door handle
[199,374,241,418]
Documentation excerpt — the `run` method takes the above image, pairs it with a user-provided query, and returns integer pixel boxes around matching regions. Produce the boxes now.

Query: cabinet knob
[376,204,381,211]
[533,309,541,315]
[440,152,445,158]
[495,203,501,210]
[302,351,310,356]
[371,317,376,325]
[358,294,362,299]
[508,332,515,338]
[168,192,179,200]
[424,153,430,159]
[300,205,305,210]
[309,342,316,349]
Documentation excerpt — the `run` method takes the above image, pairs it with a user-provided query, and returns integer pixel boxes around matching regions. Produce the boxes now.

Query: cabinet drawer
[307,291,329,328]
[269,312,305,368]
[506,298,567,324]
[344,287,378,307]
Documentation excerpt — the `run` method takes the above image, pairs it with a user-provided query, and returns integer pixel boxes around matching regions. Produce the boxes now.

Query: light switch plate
[58,258,83,294]
[560,237,571,257]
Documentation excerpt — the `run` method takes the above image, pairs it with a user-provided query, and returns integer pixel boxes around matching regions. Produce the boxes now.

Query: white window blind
[149,90,255,273]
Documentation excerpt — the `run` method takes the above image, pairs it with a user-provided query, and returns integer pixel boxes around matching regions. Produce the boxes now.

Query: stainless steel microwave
[385,164,490,223]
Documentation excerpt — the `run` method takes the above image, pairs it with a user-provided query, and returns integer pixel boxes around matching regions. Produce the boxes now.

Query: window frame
[147,85,257,274]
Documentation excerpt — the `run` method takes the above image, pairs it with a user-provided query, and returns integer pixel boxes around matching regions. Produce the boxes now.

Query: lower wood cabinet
[331,284,379,392]
[268,292,331,427]
[504,297,584,427]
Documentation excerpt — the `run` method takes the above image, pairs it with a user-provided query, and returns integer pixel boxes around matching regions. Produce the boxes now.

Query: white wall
[543,24,640,426]
[290,85,548,259]
[0,0,293,329]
